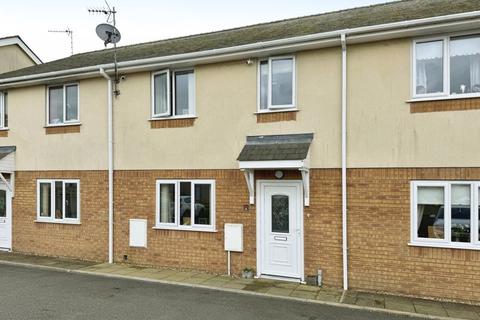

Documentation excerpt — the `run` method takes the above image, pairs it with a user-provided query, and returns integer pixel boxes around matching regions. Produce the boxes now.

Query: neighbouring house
[0,0,480,303]
[0,36,41,74]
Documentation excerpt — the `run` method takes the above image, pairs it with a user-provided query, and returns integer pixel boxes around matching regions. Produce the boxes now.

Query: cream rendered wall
[4,78,108,170]
[0,45,35,73]
[114,48,342,170]
[348,38,480,168]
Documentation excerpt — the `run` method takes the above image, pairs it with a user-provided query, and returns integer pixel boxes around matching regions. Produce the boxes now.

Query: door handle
[274,236,287,241]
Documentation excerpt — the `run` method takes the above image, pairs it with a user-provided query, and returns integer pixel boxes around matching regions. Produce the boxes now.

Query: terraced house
[0,0,479,303]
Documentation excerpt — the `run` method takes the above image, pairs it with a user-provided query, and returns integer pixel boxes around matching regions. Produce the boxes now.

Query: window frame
[155,179,216,232]
[410,181,480,250]
[257,55,297,112]
[151,69,171,118]
[412,32,480,100]
[46,83,80,126]
[36,179,80,224]
[0,91,7,129]
[150,69,196,119]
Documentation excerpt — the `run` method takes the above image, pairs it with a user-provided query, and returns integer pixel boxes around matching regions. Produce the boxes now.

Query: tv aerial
[88,1,121,96]
[48,28,74,56]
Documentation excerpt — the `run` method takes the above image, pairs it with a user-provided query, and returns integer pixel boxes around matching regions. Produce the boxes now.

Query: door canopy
[237,134,313,206]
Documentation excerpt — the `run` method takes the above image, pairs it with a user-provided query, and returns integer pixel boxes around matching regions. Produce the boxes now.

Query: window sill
[44,122,81,128]
[35,220,81,225]
[407,94,480,103]
[408,242,480,251]
[153,226,217,233]
[45,124,81,135]
[255,108,298,115]
[150,115,197,121]
[0,128,9,131]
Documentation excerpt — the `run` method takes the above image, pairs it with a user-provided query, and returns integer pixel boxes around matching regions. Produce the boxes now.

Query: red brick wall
[348,168,480,302]
[113,169,343,286]
[12,167,480,302]
[12,171,108,261]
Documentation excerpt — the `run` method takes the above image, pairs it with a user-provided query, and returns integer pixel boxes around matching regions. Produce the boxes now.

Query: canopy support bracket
[299,168,310,207]
[0,172,14,196]
[242,169,255,205]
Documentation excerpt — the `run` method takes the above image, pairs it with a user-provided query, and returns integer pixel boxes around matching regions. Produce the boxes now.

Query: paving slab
[316,291,341,303]
[384,296,416,313]
[266,287,295,297]
[414,300,448,317]
[296,284,321,293]
[272,281,299,290]
[222,281,247,290]
[290,290,318,300]
[201,276,233,287]
[355,293,386,309]
[443,303,480,320]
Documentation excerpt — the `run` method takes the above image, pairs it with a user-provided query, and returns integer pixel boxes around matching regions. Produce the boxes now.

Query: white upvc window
[155,179,215,232]
[0,92,8,129]
[258,56,296,112]
[411,181,480,250]
[47,83,79,125]
[151,69,195,118]
[412,33,480,99]
[37,179,80,224]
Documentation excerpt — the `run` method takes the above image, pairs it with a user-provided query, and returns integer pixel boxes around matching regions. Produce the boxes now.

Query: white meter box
[224,223,243,252]
[129,219,147,248]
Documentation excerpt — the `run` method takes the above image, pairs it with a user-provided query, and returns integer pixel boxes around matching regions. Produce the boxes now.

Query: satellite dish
[96,23,121,47]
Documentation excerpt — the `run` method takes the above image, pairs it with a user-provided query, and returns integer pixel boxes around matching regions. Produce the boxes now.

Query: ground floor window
[411,181,479,249]
[37,179,80,223]
[155,179,215,231]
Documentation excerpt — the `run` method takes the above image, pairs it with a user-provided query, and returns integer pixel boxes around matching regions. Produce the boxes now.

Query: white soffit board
[129,219,147,248]
[225,223,243,252]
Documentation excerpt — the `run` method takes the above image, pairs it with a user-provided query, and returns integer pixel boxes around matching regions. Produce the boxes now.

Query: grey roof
[0,146,16,160]
[237,134,313,162]
[1,0,479,81]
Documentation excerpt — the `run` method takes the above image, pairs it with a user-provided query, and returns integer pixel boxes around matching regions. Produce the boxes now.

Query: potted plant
[242,267,255,279]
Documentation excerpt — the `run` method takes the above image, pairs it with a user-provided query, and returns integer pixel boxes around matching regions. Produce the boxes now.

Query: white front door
[258,181,303,280]
[0,185,11,250]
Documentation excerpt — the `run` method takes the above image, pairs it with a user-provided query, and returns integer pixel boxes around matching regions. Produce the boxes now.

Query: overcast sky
[1,0,394,62]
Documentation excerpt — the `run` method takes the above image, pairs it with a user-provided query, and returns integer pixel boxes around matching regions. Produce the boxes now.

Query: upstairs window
[413,34,480,99]
[37,179,80,224]
[152,70,195,118]
[47,84,79,125]
[0,92,7,129]
[258,56,296,111]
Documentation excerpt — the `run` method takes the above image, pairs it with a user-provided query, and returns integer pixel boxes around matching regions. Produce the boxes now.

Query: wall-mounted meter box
[224,223,243,252]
